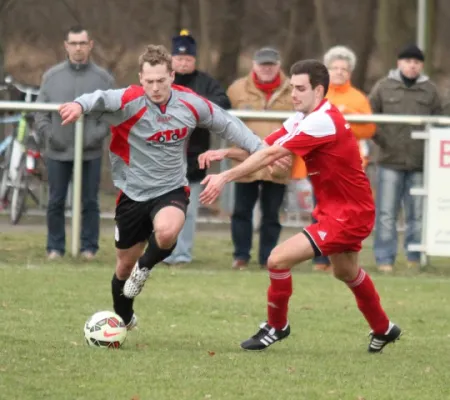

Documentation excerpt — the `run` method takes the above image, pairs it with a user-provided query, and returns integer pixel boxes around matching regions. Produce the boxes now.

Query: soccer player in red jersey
[199,59,401,353]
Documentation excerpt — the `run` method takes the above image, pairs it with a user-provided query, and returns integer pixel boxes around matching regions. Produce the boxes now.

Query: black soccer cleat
[240,321,291,351]
[368,322,402,353]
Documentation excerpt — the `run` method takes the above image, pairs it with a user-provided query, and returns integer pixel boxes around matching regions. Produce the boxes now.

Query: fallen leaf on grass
[70,341,79,346]
[130,395,140,400]
[287,366,295,373]
[357,397,366,400]
[207,351,216,356]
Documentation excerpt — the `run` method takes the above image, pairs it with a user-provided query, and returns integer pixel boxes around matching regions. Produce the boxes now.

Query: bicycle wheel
[10,153,28,225]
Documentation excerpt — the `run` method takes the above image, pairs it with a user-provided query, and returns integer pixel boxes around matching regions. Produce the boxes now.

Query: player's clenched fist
[59,102,83,125]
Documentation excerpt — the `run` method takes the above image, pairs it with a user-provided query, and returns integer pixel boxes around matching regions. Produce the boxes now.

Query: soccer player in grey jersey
[59,44,263,330]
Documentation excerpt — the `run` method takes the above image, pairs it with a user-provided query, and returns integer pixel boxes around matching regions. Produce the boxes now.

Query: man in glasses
[35,26,115,261]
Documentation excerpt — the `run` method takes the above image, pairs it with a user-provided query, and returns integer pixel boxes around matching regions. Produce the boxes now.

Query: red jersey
[265,99,374,226]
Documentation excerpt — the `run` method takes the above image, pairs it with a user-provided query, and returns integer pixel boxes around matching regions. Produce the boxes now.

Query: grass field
[2,223,450,400]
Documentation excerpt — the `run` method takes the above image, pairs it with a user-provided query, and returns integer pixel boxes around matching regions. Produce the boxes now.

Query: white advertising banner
[425,128,450,256]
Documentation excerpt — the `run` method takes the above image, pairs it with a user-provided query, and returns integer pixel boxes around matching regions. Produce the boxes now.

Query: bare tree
[197,0,211,71]
[174,0,184,33]
[351,0,378,89]
[314,0,332,53]
[283,0,315,69]
[376,0,416,73]
[60,0,145,72]
[215,0,244,87]
[0,0,16,83]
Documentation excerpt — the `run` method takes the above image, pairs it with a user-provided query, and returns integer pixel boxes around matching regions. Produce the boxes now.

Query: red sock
[347,268,389,334]
[267,268,293,330]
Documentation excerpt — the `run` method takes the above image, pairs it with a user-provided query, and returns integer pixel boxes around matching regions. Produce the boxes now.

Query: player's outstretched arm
[199,144,290,204]
[198,102,264,154]
[59,88,126,126]
[75,88,125,115]
[198,148,250,169]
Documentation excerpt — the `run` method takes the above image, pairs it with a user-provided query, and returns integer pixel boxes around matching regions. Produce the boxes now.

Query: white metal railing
[1,100,449,258]
[0,101,84,256]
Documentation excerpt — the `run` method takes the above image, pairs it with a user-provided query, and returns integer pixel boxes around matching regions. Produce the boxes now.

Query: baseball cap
[253,47,280,64]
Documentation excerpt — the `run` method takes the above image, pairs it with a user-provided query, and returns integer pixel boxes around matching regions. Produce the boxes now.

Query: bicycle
[0,78,23,206]
[0,75,42,224]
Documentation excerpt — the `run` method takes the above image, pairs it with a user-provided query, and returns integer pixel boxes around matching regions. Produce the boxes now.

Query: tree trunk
[283,0,315,69]
[174,0,184,34]
[376,0,417,73]
[314,0,332,53]
[214,0,244,88]
[0,0,15,84]
[0,0,15,140]
[197,0,211,71]
[351,0,378,90]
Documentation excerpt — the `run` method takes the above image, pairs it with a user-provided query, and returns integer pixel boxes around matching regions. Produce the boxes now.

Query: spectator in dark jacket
[369,44,442,272]
[164,30,231,265]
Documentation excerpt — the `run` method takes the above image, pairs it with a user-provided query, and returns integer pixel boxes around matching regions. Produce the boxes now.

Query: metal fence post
[420,124,430,267]
[71,116,84,257]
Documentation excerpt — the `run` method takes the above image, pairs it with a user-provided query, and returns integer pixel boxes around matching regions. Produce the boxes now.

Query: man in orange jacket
[312,45,376,272]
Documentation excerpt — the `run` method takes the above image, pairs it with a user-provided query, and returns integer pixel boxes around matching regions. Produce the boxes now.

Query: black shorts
[114,187,190,249]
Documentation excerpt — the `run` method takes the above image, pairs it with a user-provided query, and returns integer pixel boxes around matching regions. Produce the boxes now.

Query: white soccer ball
[84,311,128,349]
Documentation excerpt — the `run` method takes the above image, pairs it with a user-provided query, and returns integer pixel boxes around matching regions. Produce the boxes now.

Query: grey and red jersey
[75,85,263,201]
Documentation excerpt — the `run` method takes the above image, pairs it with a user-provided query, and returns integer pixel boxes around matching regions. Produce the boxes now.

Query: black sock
[111,274,134,325]
[138,232,176,270]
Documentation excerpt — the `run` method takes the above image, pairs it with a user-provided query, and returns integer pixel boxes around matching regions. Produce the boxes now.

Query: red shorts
[303,215,374,256]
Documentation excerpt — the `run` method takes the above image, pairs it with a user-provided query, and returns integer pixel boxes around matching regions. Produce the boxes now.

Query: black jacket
[174,70,231,182]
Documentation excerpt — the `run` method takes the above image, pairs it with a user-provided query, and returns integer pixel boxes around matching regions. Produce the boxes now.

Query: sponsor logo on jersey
[146,127,188,143]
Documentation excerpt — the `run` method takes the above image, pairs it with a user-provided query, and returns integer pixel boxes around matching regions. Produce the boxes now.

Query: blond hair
[138,44,172,72]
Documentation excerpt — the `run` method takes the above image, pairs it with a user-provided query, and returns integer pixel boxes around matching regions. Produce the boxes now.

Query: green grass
[2,227,450,399]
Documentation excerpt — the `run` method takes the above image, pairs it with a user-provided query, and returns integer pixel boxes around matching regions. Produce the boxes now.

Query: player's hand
[198,149,228,169]
[59,102,83,125]
[199,174,227,204]
[272,155,292,171]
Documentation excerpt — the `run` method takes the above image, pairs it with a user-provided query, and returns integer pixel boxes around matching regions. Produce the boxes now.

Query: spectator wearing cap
[163,30,231,266]
[226,47,306,270]
[369,44,442,273]
[311,45,377,272]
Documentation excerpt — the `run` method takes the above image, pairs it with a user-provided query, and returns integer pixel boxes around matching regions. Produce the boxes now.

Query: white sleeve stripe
[276,112,336,146]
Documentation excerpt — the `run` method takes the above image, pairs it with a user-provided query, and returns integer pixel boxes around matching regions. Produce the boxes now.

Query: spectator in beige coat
[225,47,305,269]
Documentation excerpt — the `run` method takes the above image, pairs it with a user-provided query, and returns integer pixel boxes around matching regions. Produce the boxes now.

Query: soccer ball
[84,311,128,349]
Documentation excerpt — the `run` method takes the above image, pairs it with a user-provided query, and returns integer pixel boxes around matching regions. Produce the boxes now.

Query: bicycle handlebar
[4,75,40,96]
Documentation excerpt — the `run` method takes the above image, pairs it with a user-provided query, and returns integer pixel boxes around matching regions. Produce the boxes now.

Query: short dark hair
[66,26,89,41]
[290,59,330,96]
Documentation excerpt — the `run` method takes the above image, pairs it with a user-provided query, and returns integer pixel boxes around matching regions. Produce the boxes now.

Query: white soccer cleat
[123,263,151,299]
[126,314,138,331]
